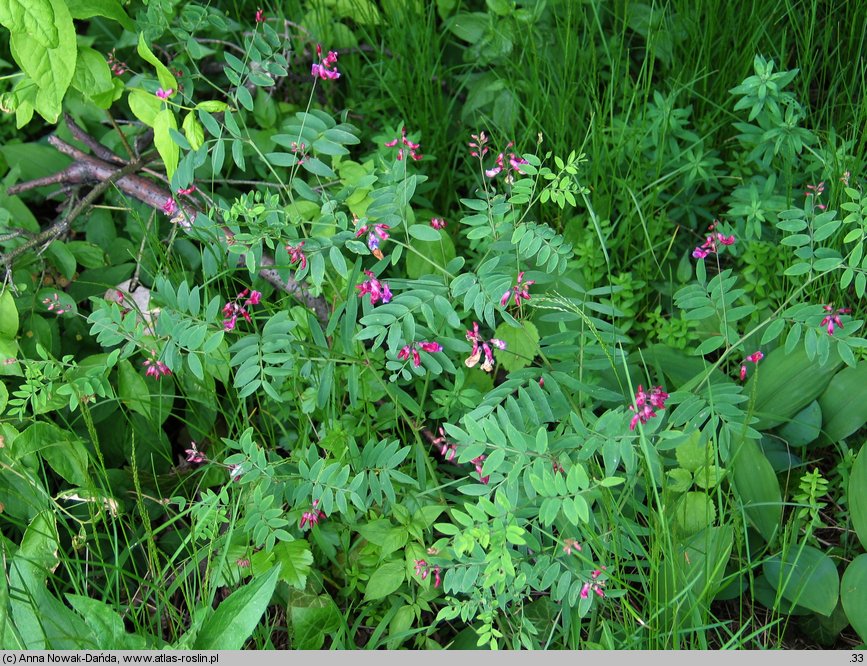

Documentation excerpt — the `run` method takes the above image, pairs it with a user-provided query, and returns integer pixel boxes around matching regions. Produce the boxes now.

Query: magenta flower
[155,88,174,100]
[42,293,67,315]
[286,241,308,271]
[384,126,423,161]
[185,442,206,464]
[355,222,390,258]
[628,384,669,430]
[465,321,505,372]
[484,141,528,183]
[806,182,827,211]
[431,427,457,462]
[413,559,442,588]
[692,222,736,260]
[356,270,392,305]
[739,350,764,381]
[562,539,582,556]
[469,131,489,158]
[398,341,442,368]
[431,217,447,230]
[143,352,172,379]
[821,304,851,335]
[222,289,261,331]
[177,184,196,195]
[500,271,535,308]
[162,197,178,216]
[311,44,340,80]
[254,7,265,22]
[107,50,126,76]
[299,499,326,529]
[471,455,490,484]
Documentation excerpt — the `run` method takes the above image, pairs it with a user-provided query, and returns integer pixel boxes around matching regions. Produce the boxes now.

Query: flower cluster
[484,141,528,183]
[692,222,735,259]
[580,568,607,599]
[254,7,265,22]
[177,184,196,196]
[384,126,423,161]
[413,559,442,588]
[739,350,764,381]
[143,352,171,380]
[42,293,68,315]
[185,442,206,464]
[398,341,443,367]
[222,289,262,332]
[469,131,489,158]
[822,303,851,335]
[471,455,490,484]
[106,50,126,76]
[286,241,307,271]
[465,321,506,372]
[805,181,826,211]
[355,220,390,259]
[356,270,392,305]
[430,217,446,230]
[628,384,669,430]
[500,271,535,308]
[155,88,174,100]
[162,197,178,216]
[311,45,340,80]
[562,538,583,556]
[299,500,326,529]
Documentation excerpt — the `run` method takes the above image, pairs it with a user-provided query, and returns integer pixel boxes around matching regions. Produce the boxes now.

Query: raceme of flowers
[143,351,171,380]
[286,241,307,271]
[413,559,442,588]
[822,303,851,335]
[500,271,535,308]
[692,222,735,259]
[739,350,764,381]
[628,384,669,430]
[384,126,423,161]
[311,44,340,80]
[465,321,506,373]
[299,500,326,529]
[355,219,390,259]
[356,270,392,305]
[398,341,443,368]
[222,289,262,332]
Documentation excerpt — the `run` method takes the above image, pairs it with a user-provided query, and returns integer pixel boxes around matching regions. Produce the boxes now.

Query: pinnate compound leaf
[0,0,58,47]
[193,565,280,650]
[9,0,76,123]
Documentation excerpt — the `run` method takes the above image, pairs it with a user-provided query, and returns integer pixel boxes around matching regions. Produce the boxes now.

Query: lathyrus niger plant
[1,0,867,652]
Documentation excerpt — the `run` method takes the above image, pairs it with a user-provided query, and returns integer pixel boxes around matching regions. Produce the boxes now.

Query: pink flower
[628,385,668,430]
[471,455,490,484]
[484,141,527,183]
[255,7,265,22]
[384,126,423,161]
[413,560,442,588]
[177,185,196,196]
[431,427,458,462]
[431,217,446,230]
[821,304,851,335]
[465,321,505,372]
[185,442,206,464]
[42,293,67,315]
[222,289,261,331]
[356,270,392,305]
[143,353,171,379]
[469,131,489,158]
[155,88,174,100]
[500,271,535,308]
[398,341,442,368]
[107,50,126,76]
[299,499,326,529]
[355,222,390,257]
[805,182,827,209]
[162,197,178,216]
[311,44,340,80]
[286,242,307,271]
[692,222,736,260]
[418,341,442,353]
[841,171,851,187]
[562,539,582,556]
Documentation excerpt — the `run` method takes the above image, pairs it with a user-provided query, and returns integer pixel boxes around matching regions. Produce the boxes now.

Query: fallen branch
[4,120,330,323]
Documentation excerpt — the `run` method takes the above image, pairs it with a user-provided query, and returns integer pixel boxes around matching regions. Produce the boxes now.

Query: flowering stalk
[821,303,851,336]
[628,384,669,430]
[299,499,326,529]
[286,241,308,272]
[356,270,392,305]
[222,289,262,332]
[354,219,390,259]
[465,321,506,373]
[143,351,171,379]
[739,350,764,381]
[397,341,443,368]
[384,126,423,161]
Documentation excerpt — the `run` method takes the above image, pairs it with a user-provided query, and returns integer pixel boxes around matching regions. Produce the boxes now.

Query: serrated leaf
[675,492,717,535]
[273,540,313,589]
[0,0,57,48]
[493,320,540,372]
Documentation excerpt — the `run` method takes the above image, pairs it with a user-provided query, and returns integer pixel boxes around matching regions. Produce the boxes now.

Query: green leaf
[137,32,177,91]
[153,108,180,180]
[8,0,76,123]
[850,446,867,550]
[182,111,204,151]
[405,232,455,279]
[0,0,58,48]
[841,554,867,643]
[674,430,711,472]
[14,421,89,485]
[729,438,781,542]
[665,468,692,493]
[117,359,151,418]
[763,545,839,616]
[0,289,19,339]
[747,341,841,429]
[128,88,161,126]
[70,46,113,106]
[777,400,822,448]
[364,560,405,601]
[65,0,134,30]
[273,540,313,589]
[493,320,540,372]
[193,565,280,650]
[65,595,147,649]
[47,240,76,279]
[289,592,341,650]
[817,362,867,444]
[408,224,442,241]
[674,492,717,535]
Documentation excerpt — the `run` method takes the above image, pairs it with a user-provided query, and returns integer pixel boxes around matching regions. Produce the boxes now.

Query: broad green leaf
[70,46,114,107]
[0,289,19,338]
[117,358,151,418]
[674,492,716,535]
[9,0,76,123]
[674,526,733,603]
[183,111,204,151]
[65,0,134,29]
[493,320,540,372]
[674,430,711,472]
[137,32,177,91]
[0,0,57,47]
[850,445,867,550]
[47,240,76,279]
[777,400,822,448]
[128,88,161,126]
[193,565,280,650]
[364,560,405,601]
[273,540,313,589]
[153,108,180,180]
[14,422,89,485]
[640,343,726,388]
[817,362,867,443]
[0,381,7,414]
[65,595,148,649]
[408,224,442,241]
[747,341,841,429]
[729,438,781,542]
[288,592,341,650]
[763,545,839,616]
[405,233,455,279]
[841,554,867,642]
